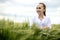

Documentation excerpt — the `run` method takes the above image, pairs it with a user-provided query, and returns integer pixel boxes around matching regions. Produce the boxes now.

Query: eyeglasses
[36,7,41,9]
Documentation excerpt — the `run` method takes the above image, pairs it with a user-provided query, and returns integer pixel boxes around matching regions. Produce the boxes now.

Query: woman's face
[36,4,45,16]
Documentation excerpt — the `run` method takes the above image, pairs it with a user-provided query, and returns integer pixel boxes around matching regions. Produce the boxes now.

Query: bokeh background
[0,0,60,24]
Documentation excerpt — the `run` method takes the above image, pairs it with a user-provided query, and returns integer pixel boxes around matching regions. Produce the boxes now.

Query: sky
[0,0,60,24]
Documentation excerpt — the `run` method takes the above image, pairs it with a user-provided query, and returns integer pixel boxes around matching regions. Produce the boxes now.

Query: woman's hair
[39,3,46,16]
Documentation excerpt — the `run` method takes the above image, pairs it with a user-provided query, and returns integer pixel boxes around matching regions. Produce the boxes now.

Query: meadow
[0,19,60,40]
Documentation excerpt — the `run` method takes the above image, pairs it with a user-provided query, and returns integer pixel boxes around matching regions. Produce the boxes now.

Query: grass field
[0,19,60,40]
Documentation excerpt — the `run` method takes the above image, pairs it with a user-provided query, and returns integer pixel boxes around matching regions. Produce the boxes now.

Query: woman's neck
[38,15,44,21]
[38,15,44,18]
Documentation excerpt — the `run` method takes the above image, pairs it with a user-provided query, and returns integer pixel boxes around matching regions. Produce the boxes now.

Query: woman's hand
[40,26,50,30]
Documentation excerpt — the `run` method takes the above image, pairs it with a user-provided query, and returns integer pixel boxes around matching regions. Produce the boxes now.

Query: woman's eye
[39,7,41,9]
[36,7,41,9]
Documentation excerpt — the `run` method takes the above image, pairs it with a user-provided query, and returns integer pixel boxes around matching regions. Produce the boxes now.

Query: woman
[30,3,51,30]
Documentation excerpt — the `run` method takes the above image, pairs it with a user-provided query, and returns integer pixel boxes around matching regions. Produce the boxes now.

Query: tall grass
[0,19,60,40]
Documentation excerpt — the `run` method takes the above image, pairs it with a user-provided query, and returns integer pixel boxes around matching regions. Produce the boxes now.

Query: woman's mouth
[37,11,41,13]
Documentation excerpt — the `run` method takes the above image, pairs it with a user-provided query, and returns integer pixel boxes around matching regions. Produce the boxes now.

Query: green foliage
[0,19,60,40]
